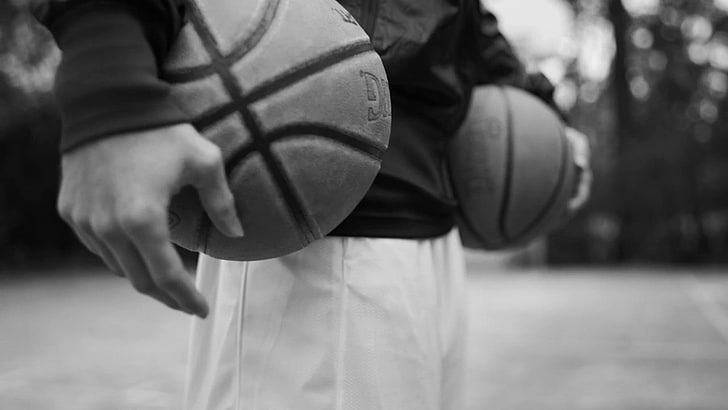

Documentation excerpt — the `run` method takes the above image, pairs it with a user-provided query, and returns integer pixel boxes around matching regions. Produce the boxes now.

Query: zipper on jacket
[360,0,379,39]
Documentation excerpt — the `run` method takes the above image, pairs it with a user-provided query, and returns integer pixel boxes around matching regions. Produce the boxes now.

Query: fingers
[565,127,590,168]
[60,203,207,316]
[121,206,209,317]
[55,126,217,318]
[565,127,593,212]
[568,167,593,212]
[85,215,182,311]
[76,227,124,277]
[186,145,244,238]
[109,240,186,313]
[58,198,124,277]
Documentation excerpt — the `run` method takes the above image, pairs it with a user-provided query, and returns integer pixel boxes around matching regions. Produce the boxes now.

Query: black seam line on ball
[498,86,515,243]
[447,148,499,249]
[224,123,387,171]
[192,42,376,131]
[458,212,499,249]
[509,121,569,240]
[161,0,280,83]
[244,41,374,102]
[187,2,319,245]
[266,124,387,160]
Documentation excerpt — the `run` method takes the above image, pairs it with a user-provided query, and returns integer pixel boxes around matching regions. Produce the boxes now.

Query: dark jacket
[37,0,557,239]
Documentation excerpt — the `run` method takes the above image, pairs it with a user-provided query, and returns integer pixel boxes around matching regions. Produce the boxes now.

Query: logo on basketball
[331,7,358,25]
[361,70,391,121]
[477,117,502,193]
[464,161,497,195]
[167,212,181,230]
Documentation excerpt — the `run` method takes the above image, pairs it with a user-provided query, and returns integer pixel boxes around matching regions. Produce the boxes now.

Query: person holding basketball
[36,0,589,409]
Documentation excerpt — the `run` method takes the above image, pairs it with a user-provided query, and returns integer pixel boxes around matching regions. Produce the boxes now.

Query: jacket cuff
[522,72,567,121]
[50,3,188,152]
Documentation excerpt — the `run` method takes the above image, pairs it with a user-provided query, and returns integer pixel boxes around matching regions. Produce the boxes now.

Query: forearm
[35,0,188,152]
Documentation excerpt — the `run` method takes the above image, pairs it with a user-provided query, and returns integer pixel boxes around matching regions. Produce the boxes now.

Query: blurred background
[491,0,728,265]
[3,0,728,265]
[1,0,728,409]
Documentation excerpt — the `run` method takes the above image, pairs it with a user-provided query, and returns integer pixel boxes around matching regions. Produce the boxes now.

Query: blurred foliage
[549,0,728,264]
[0,1,86,266]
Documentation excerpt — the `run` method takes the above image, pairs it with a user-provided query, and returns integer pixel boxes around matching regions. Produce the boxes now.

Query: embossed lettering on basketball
[162,0,391,261]
[449,86,576,250]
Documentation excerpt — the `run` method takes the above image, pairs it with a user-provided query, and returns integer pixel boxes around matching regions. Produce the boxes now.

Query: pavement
[1,255,727,410]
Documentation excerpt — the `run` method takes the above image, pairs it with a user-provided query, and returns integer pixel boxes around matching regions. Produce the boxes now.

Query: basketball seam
[186,0,320,247]
[161,0,280,83]
[450,162,500,248]
[244,41,374,102]
[457,213,499,249]
[448,113,500,248]
[224,123,387,171]
[508,119,570,240]
[268,124,386,161]
[498,86,515,243]
[192,43,376,131]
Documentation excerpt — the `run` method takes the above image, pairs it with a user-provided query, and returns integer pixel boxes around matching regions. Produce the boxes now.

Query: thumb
[187,146,245,238]
[565,127,592,212]
[565,127,590,169]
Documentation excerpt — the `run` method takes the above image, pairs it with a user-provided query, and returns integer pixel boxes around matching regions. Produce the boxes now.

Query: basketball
[448,86,576,250]
[161,0,391,260]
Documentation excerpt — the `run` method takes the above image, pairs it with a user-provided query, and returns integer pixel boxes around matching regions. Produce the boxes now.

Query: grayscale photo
[1,0,727,409]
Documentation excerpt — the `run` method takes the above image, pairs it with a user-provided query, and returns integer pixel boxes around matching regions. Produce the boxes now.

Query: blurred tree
[550,0,728,264]
[0,1,86,267]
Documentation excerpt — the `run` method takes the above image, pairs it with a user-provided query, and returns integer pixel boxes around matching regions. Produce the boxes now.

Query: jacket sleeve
[474,5,525,86]
[475,5,561,117]
[34,0,189,152]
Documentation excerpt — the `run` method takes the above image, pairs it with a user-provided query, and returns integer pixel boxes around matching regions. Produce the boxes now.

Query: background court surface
[1,253,728,410]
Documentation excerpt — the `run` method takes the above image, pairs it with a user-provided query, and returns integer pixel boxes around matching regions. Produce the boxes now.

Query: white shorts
[184,230,467,410]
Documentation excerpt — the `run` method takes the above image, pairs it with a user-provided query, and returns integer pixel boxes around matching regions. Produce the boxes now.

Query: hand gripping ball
[448,86,576,250]
[162,0,391,261]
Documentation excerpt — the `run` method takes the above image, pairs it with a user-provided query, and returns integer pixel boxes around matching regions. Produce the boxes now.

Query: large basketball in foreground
[449,86,576,250]
[162,0,391,260]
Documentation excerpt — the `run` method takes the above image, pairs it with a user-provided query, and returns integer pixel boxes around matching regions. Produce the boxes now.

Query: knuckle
[208,195,229,213]
[74,214,93,232]
[223,189,236,205]
[120,206,164,235]
[91,218,119,240]
[198,145,223,172]
[57,202,72,222]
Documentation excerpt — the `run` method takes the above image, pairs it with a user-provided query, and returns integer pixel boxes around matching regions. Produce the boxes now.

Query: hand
[57,124,244,317]
[565,127,592,212]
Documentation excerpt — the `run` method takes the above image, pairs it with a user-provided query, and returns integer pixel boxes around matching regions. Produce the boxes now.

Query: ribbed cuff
[50,3,189,152]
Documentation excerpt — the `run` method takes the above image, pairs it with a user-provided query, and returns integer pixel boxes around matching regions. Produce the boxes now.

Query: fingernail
[182,307,197,317]
[199,300,210,318]
[229,218,245,238]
